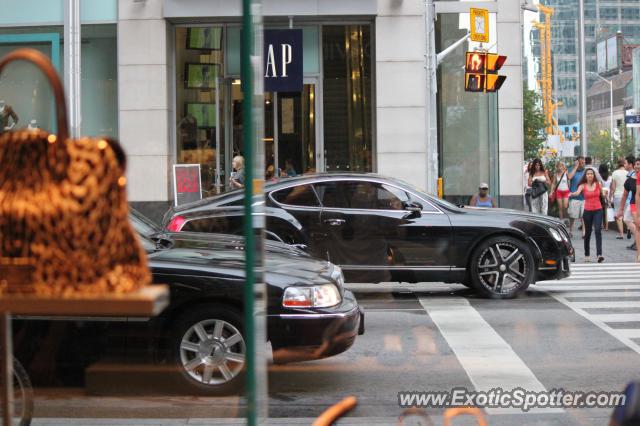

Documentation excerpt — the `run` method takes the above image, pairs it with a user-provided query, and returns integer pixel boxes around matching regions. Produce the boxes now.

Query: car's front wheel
[469,236,534,299]
[169,306,246,395]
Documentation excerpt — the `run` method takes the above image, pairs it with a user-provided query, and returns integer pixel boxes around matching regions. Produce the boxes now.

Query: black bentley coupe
[13,210,363,396]
[163,173,574,299]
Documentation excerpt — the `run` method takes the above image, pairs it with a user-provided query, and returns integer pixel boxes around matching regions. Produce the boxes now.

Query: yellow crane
[533,4,562,140]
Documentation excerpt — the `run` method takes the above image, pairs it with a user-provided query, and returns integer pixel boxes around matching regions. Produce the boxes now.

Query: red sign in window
[176,167,200,193]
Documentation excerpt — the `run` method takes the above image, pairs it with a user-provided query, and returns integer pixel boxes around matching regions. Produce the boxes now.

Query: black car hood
[462,206,565,228]
[148,247,337,287]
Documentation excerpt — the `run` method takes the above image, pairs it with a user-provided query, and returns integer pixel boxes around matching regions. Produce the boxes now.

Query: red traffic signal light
[465,52,486,73]
[464,51,507,92]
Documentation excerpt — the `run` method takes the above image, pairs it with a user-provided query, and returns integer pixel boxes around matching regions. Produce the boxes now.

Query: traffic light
[464,51,507,93]
[465,52,486,93]
[485,53,507,92]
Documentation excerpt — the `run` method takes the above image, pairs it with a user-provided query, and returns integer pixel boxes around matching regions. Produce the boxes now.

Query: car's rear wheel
[169,306,246,395]
[469,236,534,299]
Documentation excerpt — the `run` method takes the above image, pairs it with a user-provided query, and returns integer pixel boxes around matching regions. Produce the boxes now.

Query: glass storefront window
[436,13,498,204]
[175,26,225,197]
[322,25,373,173]
[0,25,118,138]
[81,24,118,138]
[0,27,61,135]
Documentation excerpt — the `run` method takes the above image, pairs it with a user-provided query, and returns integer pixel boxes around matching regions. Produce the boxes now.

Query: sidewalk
[569,224,638,264]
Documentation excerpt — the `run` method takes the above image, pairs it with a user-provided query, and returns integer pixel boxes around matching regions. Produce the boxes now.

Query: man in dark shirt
[617,158,640,250]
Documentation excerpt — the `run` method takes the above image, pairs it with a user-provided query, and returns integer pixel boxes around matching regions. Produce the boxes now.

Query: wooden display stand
[0,285,169,426]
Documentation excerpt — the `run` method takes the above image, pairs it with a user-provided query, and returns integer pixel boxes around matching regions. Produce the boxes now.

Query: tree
[587,121,636,168]
[523,89,546,161]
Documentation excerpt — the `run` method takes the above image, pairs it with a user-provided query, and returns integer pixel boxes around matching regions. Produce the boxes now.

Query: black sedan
[162,173,574,299]
[14,211,363,396]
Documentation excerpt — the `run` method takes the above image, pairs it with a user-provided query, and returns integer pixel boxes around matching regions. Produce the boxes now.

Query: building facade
[1,0,526,220]
[541,0,640,128]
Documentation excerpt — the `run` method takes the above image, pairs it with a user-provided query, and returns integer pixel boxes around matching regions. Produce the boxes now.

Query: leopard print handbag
[0,48,151,296]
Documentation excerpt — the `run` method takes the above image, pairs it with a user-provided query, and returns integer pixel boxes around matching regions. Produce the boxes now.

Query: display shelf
[0,285,169,317]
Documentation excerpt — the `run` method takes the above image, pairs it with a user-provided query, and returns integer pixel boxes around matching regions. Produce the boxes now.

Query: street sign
[173,164,202,206]
[464,52,507,92]
[626,108,640,128]
[470,8,489,43]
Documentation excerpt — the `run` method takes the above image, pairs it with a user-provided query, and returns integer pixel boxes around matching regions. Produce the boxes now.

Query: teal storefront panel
[0,0,116,26]
[225,26,319,76]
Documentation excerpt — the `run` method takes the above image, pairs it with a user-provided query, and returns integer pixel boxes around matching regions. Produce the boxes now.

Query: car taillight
[167,215,186,232]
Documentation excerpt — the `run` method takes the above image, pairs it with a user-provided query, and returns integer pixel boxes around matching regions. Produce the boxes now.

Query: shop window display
[175,27,225,197]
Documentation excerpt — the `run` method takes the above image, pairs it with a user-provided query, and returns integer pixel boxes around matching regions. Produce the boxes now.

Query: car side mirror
[402,201,422,219]
[291,243,309,253]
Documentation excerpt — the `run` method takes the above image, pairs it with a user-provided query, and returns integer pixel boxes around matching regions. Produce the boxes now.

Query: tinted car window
[313,182,346,208]
[271,184,319,207]
[182,215,243,234]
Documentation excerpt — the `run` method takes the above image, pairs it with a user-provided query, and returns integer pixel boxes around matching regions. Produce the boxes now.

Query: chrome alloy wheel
[476,242,528,294]
[179,319,246,386]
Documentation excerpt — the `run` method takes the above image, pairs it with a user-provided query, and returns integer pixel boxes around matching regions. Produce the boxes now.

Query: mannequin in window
[178,113,198,150]
[0,100,18,134]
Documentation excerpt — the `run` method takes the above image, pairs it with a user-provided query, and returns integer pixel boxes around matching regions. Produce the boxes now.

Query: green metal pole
[241,1,266,425]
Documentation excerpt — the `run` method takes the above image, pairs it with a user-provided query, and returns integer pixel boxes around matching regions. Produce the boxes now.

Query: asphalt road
[29,259,640,426]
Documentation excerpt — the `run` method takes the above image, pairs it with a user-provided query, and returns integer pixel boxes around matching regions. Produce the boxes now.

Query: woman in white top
[528,158,551,215]
[552,161,570,220]
[610,157,630,239]
[599,163,612,231]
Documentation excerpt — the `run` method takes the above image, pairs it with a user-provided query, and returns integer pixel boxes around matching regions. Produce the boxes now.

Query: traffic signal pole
[241,0,267,424]
[424,0,438,196]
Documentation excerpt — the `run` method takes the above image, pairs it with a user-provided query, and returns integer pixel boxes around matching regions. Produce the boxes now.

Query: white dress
[531,175,548,215]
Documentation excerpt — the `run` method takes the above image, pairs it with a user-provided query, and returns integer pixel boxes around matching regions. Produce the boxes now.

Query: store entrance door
[227,78,320,185]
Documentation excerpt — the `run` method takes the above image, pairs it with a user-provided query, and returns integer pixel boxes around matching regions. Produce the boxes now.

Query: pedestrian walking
[616,158,640,251]
[568,156,587,238]
[599,163,612,231]
[469,182,496,207]
[524,161,533,212]
[610,157,631,239]
[229,155,245,189]
[635,170,640,263]
[552,161,570,220]
[570,168,604,263]
[528,158,551,215]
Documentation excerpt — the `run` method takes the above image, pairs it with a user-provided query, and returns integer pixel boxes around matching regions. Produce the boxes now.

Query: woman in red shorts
[553,162,570,220]
[570,168,604,263]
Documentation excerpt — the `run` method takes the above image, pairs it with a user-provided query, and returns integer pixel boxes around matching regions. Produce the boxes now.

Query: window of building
[600,7,618,20]
[436,13,497,204]
[622,8,640,20]
[175,26,225,198]
[0,24,117,138]
[322,25,373,173]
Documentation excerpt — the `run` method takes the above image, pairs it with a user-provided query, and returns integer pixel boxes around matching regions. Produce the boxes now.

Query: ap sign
[264,29,303,92]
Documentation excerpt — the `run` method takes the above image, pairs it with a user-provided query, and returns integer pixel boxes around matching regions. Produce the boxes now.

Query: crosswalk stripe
[418,297,562,414]
[534,285,640,291]
[569,301,640,309]
[539,279,640,284]
[571,263,640,268]
[550,295,640,355]
[569,272,639,277]
[592,314,640,322]
[560,291,640,298]
[617,329,640,339]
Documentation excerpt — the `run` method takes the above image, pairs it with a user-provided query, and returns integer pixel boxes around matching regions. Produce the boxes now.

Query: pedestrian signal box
[464,51,507,93]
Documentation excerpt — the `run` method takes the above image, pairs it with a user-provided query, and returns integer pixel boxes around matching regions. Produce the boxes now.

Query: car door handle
[323,218,345,226]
